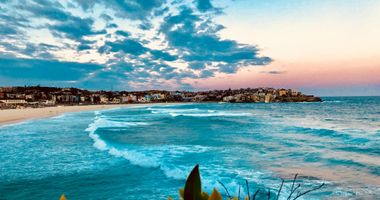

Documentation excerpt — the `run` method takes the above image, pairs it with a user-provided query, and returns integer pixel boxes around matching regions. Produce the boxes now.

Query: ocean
[0,97,379,200]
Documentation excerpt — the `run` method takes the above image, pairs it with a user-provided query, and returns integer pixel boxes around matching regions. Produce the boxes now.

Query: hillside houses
[0,86,321,109]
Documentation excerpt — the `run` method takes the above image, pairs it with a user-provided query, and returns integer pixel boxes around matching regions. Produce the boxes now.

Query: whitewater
[0,97,379,199]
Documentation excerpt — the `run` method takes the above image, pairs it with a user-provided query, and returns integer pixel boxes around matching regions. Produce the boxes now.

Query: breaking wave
[85,110,211,181]
[147,107,251,117]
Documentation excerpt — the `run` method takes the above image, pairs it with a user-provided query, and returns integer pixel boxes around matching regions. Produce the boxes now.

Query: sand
[0,103,172,126]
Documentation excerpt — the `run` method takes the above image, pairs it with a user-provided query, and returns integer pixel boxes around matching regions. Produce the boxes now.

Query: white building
[0,99,27,104]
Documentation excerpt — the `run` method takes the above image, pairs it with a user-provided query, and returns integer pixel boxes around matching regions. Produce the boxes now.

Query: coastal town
[0,86,322,109]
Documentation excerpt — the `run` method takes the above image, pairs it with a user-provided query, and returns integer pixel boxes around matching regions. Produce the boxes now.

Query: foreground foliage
[59,165,325,199]
[169,165,325,200]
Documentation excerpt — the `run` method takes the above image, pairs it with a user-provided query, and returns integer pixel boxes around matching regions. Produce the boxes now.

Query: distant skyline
[0,0,379,96]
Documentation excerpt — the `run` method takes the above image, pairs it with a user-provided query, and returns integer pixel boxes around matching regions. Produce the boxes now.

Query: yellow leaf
[208,189,222,200]
[245,196,249,200]
[60,194,66,200]
[179,188,184,199]
[201,191,210,200]
[168,196,173,200]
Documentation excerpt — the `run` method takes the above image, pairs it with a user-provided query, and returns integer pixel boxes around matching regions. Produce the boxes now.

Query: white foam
[169,112,252,117]
[86,117,213,179]
[89,132,108,151]
[108,147,160,168]
[51,114,66,119]
[161,165,190,180]
[148,107,252,118]
[323,100,343,103]
[86,117,149,132]
[148,108,201,113]
[0,120,29,128]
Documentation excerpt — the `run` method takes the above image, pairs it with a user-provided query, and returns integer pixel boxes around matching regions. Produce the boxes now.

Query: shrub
[169,165,325,200]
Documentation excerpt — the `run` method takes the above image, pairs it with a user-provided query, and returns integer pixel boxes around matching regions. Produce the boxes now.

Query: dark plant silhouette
[169,165,325,200]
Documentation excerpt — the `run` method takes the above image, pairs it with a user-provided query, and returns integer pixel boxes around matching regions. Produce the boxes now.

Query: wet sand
[0,103,178,126]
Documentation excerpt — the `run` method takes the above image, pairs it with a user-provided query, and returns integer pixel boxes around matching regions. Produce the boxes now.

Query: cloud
[74,0,166,21]
[194,0,216,12]
[160,7,272,74]
[0,57,102,81]
[0,24,18,35]
[199,69,215,78]
[50,17,106,43]
[99,39,148,56]
[115,30,131,37]
[19,0,77,23]
[0,0,272,90]
[150,50,178,61]
[261,70,286,75]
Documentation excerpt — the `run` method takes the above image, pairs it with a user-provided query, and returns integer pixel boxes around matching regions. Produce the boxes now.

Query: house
[138,96,149,103]
[193,94,207,102]
[100,95,109,103]
[80,96,86,102]
[0,99,27,104]
[120,95,129,103]
[152,93,165,101]
[127,94,137,102]
[250,95,260,102]
[264,94,273,103]
[290,89,299,96]
[25,94,35,101]
[223,96,234,102]
[111,97,121,104]
[278,89,288,97]
[144,94,152,102]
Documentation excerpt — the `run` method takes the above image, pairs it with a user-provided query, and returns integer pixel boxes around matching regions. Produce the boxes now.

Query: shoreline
[0,103,181,126]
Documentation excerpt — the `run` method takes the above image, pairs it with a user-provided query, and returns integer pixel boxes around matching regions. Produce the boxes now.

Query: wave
[85,117,149,133]
[148,107,252,117]
[323,100,343,103]
[283,126,351,140]
[169,112,252,117]
[0,121,28,128]
[85,113,211,181]
[86,114,159,168]
[147,107,201,113]
[51,114,66,119]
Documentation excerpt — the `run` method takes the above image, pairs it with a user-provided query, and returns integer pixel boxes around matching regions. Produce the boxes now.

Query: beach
[0,103,176,126]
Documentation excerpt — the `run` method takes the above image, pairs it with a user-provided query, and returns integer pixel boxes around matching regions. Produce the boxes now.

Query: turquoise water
[0,97,379,199]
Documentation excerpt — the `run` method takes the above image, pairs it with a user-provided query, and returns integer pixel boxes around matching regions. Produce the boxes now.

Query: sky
[0,0,379,96]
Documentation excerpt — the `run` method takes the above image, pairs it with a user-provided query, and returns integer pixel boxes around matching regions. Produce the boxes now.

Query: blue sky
[0,0,379,95]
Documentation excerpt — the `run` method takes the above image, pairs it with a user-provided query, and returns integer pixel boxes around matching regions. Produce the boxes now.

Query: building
[278,89,288,97]
[290,89,299,97]
[120,95,129,103]
[111,97,121,104]
[100,95,109,103]
[223,96,234,102]
[0,99,27,104]
[264,94,272,103]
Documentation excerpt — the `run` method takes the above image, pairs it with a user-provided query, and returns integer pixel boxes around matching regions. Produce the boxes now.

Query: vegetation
[58,165,325,200]
[169,165,325,200]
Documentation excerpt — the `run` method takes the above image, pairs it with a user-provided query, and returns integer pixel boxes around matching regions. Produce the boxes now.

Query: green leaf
[184,164,202,200]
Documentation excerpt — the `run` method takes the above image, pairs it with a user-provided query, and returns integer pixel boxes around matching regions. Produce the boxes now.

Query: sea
[0,96,379,200]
